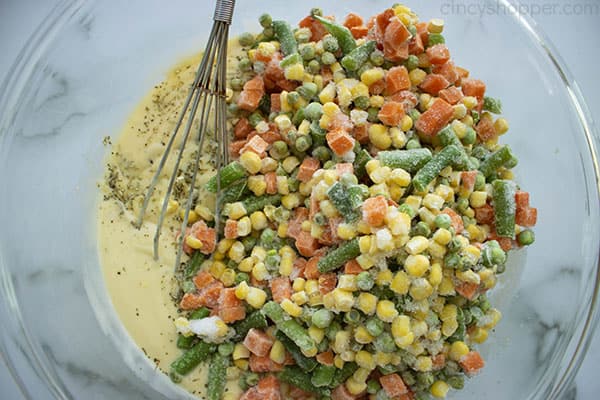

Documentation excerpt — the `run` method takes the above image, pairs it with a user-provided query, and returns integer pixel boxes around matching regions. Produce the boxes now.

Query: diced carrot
[352,124,370,144]
[419,74,450,95]
[362,195,388,227]
[438,86,464,105]
[287,207,308,241]
[318,224,336,246]
[244,328,274,357]
[237,76,265,112]
[257,375,282,400]
[350,26,369,39]
[193,270,215,290]
[318,273,337,295]
[331,384,358,400]
[288,385,311,399]
[235,118,252,139]
[389,90,418,112]
[220,287,242,308]
[191,220,217,255]
[379,373,409,398]
[414,98,454,137]
[229,139,248,158]
[343,12,363,28]
[455,281,480,300]
[475,117,497,142]
[250,275,267,288]
[260,130,282,145]
[297,157,321,183]
[335,163,354,176]
[224,219,238,239]
[459,351,485,376]
[180,293,203,310]
[460,170,478,192]
[378,101,406,127]
[415,21,429,46]
[385,66,410,95]
[369,78,387,95]
[290,257,307,280]
[326,129,355,156]
[304,255,322,279]
[196,281,224,308]
[516,207,538,227]
[264,171,277,195]
[433,61,459,85]
[241,135,269,156]
[375,8,396,39]
[488,231,513,251]
[456,66,470,79]
[417,52,431,68]
[295,231,321,257]
[408,33,424,55]
[344,259,363,274]
[384,17,410,62]
[276,79,297,92]
[461,78,486,99]
[515,191,530,210]
[329,111,353,132]
[327,217,343,243]
[474,204,494,225]
[298,15,328,41]
[316,350,335,366]
[426,44,451,65]
[219,306,246,323]
[432,353,446,370]
[249,354,284,373]
[270,277,292,303]
[270,93,281,113]
[441,207,464,234]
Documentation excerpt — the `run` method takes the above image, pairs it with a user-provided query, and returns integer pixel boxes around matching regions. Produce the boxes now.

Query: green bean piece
[207,353,228,400]
[412,145,462,192]
[314,16,357,54]
[280,52,302,68]
[326,182,362,222]
[189,307,211,320]
[492,179,517,238]
[292,107,306,126]
[274,331,318,372]
[436,125,473,170]
[273,20,298,56]
[330,362,359,388]
[219,179,249,204]
[279,319,316,352]
[341,40,377,72]
[353,148,373,180]
[279,366,331,396]
[170,341,214,375]
[261,301,287,324]
[242,194,282,215]
[311,365,337,387]
[518,229,535,246]
[176,334,196,350]
[232,311,268,341]
[377,148,433,173]
[205,161,247,192]
[483,96,503,114]
[183,251,205,279]
[318,238,360,273]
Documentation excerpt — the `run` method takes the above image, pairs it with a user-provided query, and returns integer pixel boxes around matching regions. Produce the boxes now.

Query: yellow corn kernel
[415,356,433,372]
[291,290,308,306]
[405,236,430,256]
[228,241,245,263]
[405,195,423,210]
[356,254,375,270]
[185,235,203,250]
[449,341,470,361]
[217,239,234,254]
[410,278,434,301]
[284,63,305,81]
[431,380,450,398]
[355,351,376,371]
[376,269,393,286]
[308,325,325,344]
[389,168,411,187]
[322,292,335,309]
[337,274,358,291]
[246,287,267,309]
[239,151,262,175]
[322,101,339,117]
[433,227,452,245]
[453,103,467,119]
[237,216,252,237]
[462,96,478,110]
[390,271,410,295]
[462,114,474,127]
[409,68,427,86]
[291,278,305,293]
[358,236,372,254]
[440,304,457,321]
[337,223,357,240]
[466,224,485,242]
[483,309,502,329]
[301,220,311,232]
[210,260,226,279]
[369,95,385,108]
[360,68,385,86]
[233,343,250,360]
[333,289,355,312]
[276,176,289,195]
[268,340,286,365]
[333,355,345,369]
[423,193,445,210]
[400,114,413,132]
[369,183,389,198]
[365,159,381,175]
[279,254,294,277]
[470,190,488,208]
[462,245,482,266]
[320,200,337,218]
[356,292,378,315]
[376,300,398,322]
[227,202,247,220]
[374,351,393,367]
[220,269,236,287]
[391,315,411,337]
[354,326,374,344]
[282,156,300,173]
[281,298,303,317]
[251,261,269,281]
[305,279,319,295]
[494,117,509,134]
[429,262,443,286]
[389,212,411,236]
[333,330,351,354]
[470,327,489,344]
[438,276,455,296]
[442,319,458,337]
[369,124,392,150]
[346,378,367,395]
[370,165,392,184]
[281,193,301,210]
[166,199,179,215]
[237,257,255,273]
[405,254,431,277]
[247,175,266,196]
[235,281,250,300]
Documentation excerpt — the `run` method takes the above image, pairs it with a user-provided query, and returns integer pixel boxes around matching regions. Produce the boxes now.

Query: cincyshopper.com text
[440,1,599,17]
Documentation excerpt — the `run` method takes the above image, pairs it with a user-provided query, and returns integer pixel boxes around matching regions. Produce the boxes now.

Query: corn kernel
[284,63,305,81]
[281,193,301,210]
[333,289,355,312]
[281,298,303,317]
[237,216,252,237]
[346,378,367,395]
[356,292,378,315]
[235,281,250,299]
[305,279,319,295]
[227,202,247,220]
[429,262,443,286]
[449,341,470,361]
[494,117,509,134]
[431,380,450,398]
[291,290,308,306]
[415,356,433,372]
[365,159,381,175]
[246,287,267,308]
[442,319,458,337]
[247,175,266,196]
[369,124,392,150]
[470,191,488,208]
[334,355,344,369]
[355,351,376,370]
[239,151,262,175]
[389,212,411,235]
[482,308,502,329]
[370,95,385,108]
[185,235,203,250]
[471,327,489,344]
[400,114,414,131]
[356,254,375,269]
[233,343,250,360]
[409,68,427,86]
[370,165,392,184]
[308,325,325,344]
[453,103,467,119]
[228,241,245,263]
[337,274,358,291]
[268,340,286,364]
[292,278,306,292]
[376,300,398,322]
[438,276,455,296]
[361,68,385,86]
[354,326,374,344]
[333,330,351,354]
[210,260,226,279]
[374,351,393,367]
[390,271,410,295]
[410,278,434,300]
[220,269,236,286]
[389,168,411,187]
[337,223,357,240]
[405,254,431,277]
[376,269,393,286]
[462,96,478,110]
[405,236,430,255]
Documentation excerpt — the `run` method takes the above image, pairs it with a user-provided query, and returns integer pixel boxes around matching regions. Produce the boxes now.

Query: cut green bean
[436,125,476,170]
[219,179,249,204]
[492,179,516,238]
[314,16,356,54]
[170,341,214,375]
[183,251,205,279]
[242,194,282,215]
[412,145,462,192]
[311,365,336,387]
[330,362,359,388]
[378,148,433,173]
[189,307,211,320]
[318,238,360,273]
[206,161,247,192]
[262,301,287,324]
[327,182,362,222]
[341,40,377,72]
[354,148,373,179]
[279,366,331,396]
[275,330,318,372]
[273,20,298,56]
[279,319,316,352]
[479,145,515,178]
[232,311,268,341]
[207,353,228,400]
[280,52,302,68]
[483,96,503,114]
[176,334,196,350]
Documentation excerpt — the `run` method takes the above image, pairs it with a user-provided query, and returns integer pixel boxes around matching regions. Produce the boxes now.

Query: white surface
[0,0,598,399]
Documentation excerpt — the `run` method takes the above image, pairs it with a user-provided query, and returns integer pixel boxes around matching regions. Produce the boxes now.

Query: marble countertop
[0,0,599,399]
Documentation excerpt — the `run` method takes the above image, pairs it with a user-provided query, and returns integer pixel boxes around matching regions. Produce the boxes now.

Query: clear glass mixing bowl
[0,0,598,399]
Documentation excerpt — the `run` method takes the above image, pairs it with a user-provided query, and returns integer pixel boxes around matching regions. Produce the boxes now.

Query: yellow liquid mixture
[98,43,244,398]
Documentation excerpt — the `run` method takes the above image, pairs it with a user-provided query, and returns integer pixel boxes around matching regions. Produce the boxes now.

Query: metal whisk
[137,0,236,267]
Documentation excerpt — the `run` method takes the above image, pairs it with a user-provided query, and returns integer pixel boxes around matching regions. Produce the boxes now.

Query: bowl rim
[0,0,598,399]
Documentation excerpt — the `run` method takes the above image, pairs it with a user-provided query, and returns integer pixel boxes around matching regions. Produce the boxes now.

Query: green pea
[270,140,289,160]
[304,102,323,120]
[258,13,272,28]
[244,372,260,387]
[367,379,382,394]
[287,91,300,105]
[238,58,252,72]
[447,375,465,390]
[323,160,335,169]
[474,173,486,191]
[444,252,463,269]
[344,310,362,325]
[456,197,469,213]
[483,96,503,114]
[408,108,421,121]
[321,51,336,65]
[411,221,431,237]
[398,204,416,218]
[505,155,519,169]
[462,126,477,145]
[428,33,445,46]
[407,25,417,35]
[295,28,312,44]
[369,49,385,66]
[312,146,331,162]
[406,138,421,150]
[354,96,370,110]
[310,7,323,17]
[298,82,318,100]
[434,213,452,229]
[230,78,243,91]
[367,107,380,123]
[307,59,321,74]
[234,272,250,285]
[300,44,316,60]
[323,35,340,52]
[238,32,255,47]
[374,332,396,353]
[312,309,334,329]
[248,111,264,127]
[242,236,257,252]
[518,229,535,246]
[295,135,312,152]
[218,342,234,356]
[406,54,419,71]
[356,271,374,291]
[366,318,384,337]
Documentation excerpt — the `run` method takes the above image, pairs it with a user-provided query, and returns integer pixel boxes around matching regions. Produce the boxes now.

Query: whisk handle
[213,0,236,24]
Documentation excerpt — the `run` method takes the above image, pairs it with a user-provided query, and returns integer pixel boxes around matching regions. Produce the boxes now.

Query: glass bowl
[0,0,598,399]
